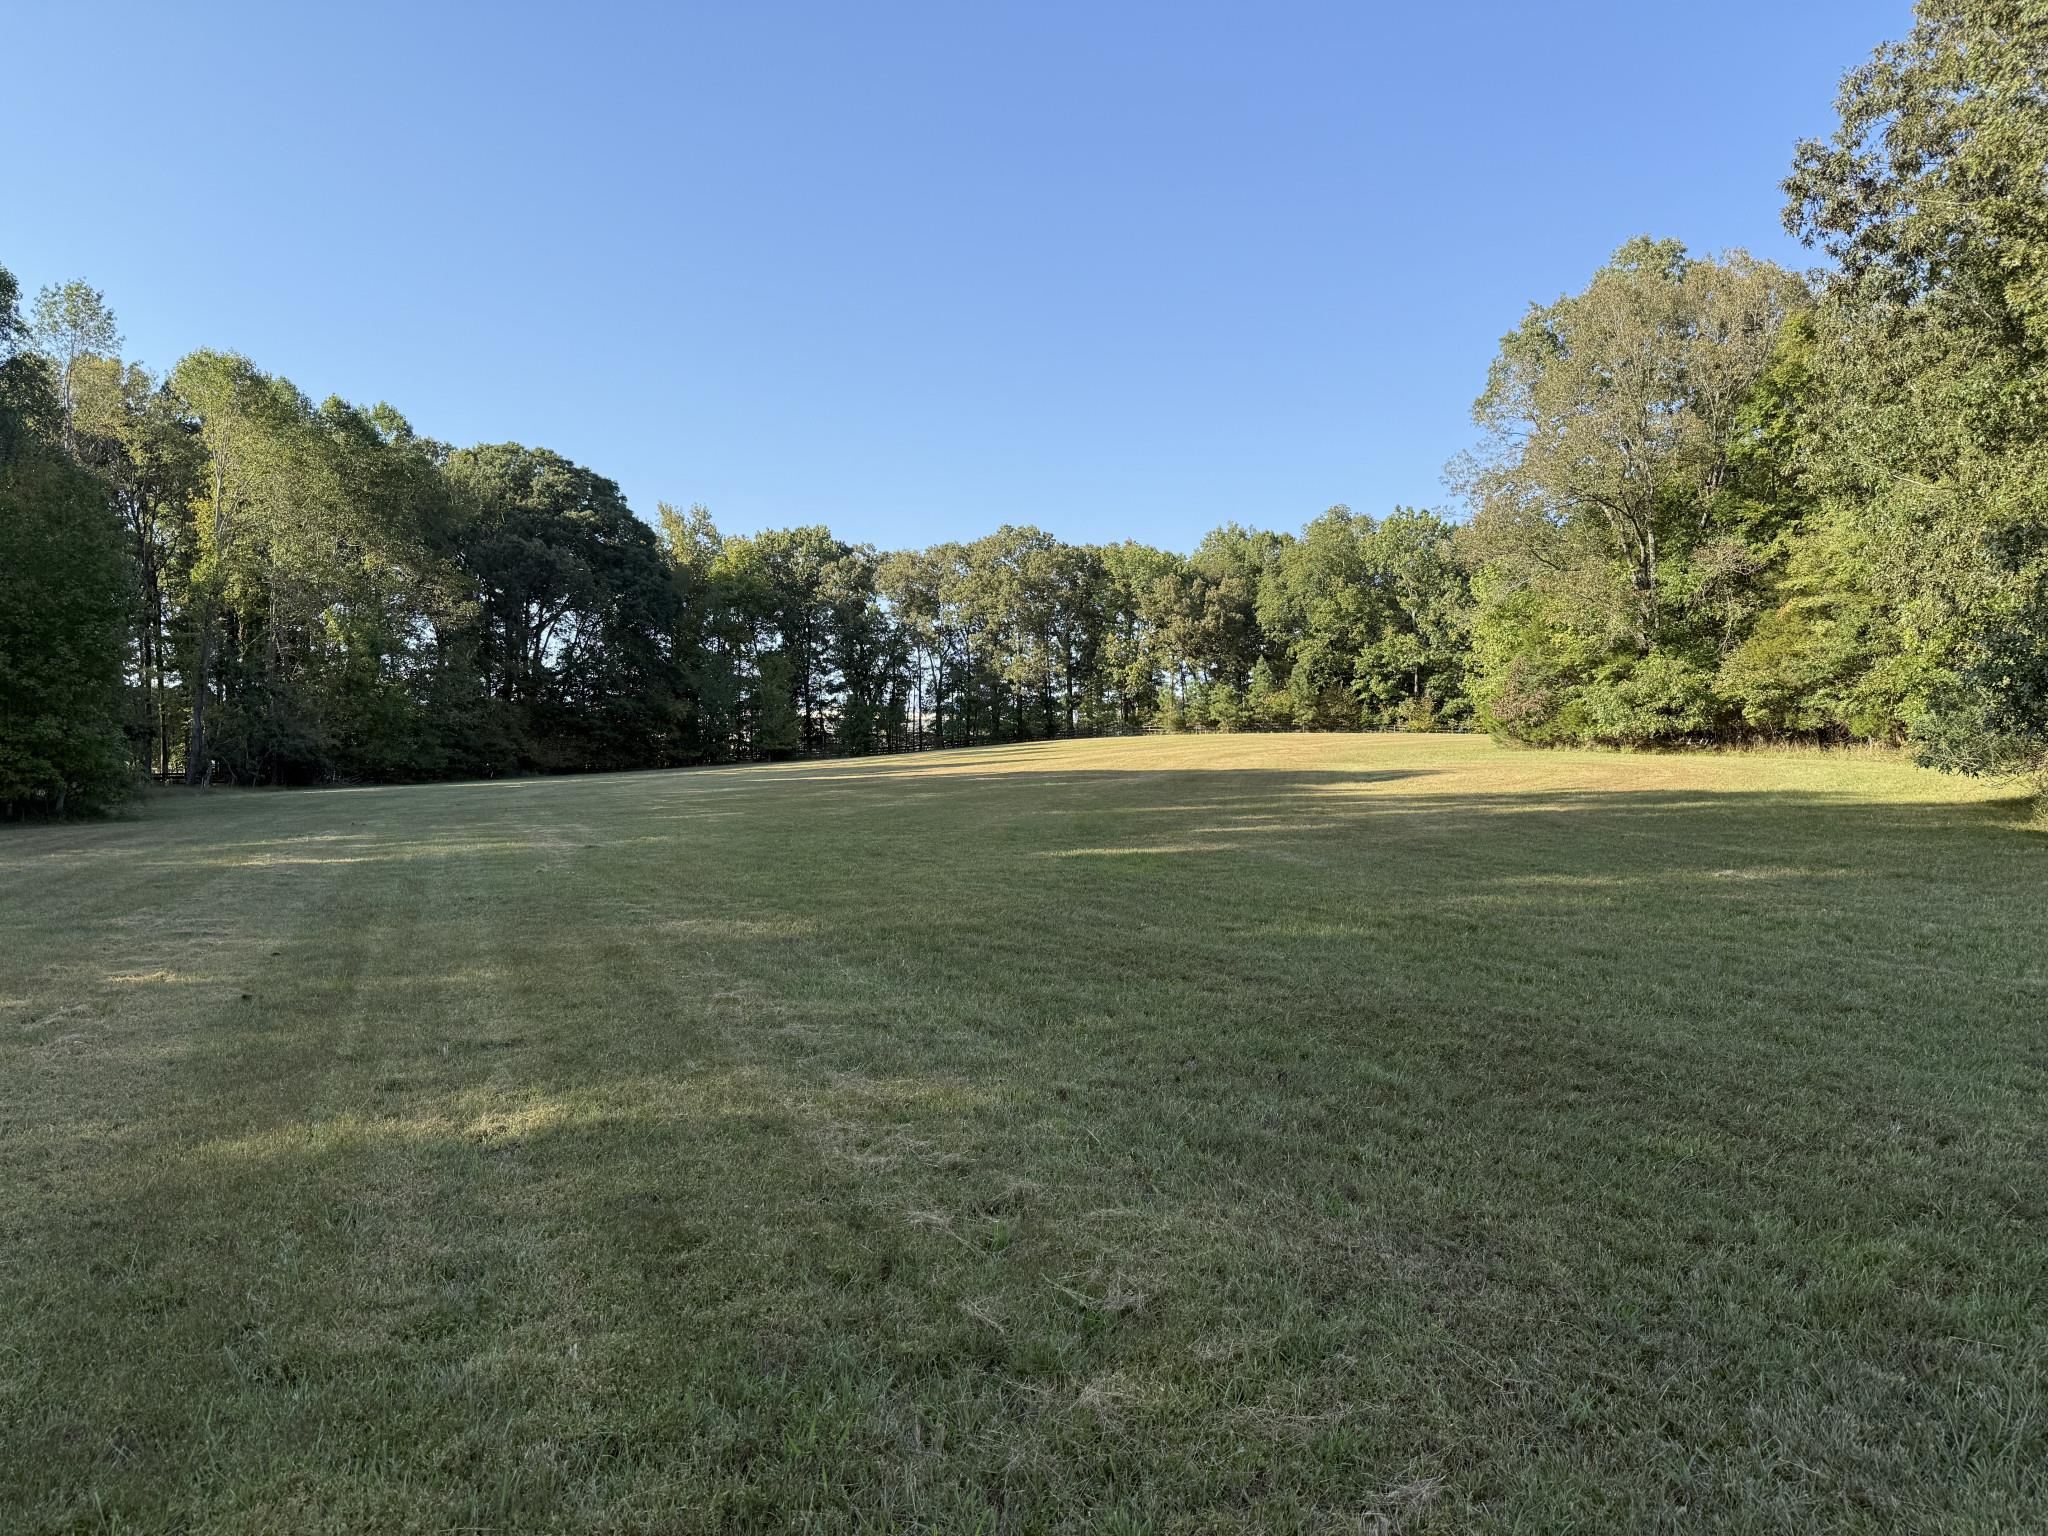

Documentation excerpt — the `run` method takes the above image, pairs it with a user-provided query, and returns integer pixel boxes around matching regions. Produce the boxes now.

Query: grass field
[2,735,2043,1533]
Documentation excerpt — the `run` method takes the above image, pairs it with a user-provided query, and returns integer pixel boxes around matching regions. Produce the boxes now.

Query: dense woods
[4,0,2045,815]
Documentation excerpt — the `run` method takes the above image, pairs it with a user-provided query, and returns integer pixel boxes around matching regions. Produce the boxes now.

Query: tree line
[4,0,2044,814]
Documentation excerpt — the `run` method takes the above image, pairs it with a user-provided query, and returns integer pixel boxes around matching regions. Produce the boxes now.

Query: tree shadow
[4,757,2044,1526]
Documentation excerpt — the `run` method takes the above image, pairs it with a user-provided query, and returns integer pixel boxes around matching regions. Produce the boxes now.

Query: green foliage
[1786,1,2048,354]
[1912,573,2048,795]
[1255,506,1471,732]
[28,278,120,452]
[9,0,2048,796]
[1443,0,2048,791]
[1457,241,1812,747]
[1206,679,1244,732]
[1577,650,1718,747]
[752,649,801,758]
[2,253,1484,789]
[0,263,133,816]
[1782,0,2048,792]
[0,441,133,814]
[1246,656,1293,730]
[441,442,686,775]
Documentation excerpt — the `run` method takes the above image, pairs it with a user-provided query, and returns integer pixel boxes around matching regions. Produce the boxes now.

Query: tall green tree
[1786,0,2048,792]
[169,350,286,782]
[447,443,684,772]
[658,502,753,761]
[1258,508,1378,730]
[877,544,950,747]
[70,358,202,777]
[28,280,121,454]
[1354,508,1470,728]
[0,265,133,815]
[1457,240,1809,744]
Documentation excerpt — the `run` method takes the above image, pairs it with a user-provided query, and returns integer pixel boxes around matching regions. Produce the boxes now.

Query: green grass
[2,735,2044,1533]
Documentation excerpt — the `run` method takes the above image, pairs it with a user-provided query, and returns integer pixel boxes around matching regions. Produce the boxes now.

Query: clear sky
[5,1,1906,552]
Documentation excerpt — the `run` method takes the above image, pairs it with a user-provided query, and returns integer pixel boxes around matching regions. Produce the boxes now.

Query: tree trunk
[1638,522,1661,651]
[185,617,212,786]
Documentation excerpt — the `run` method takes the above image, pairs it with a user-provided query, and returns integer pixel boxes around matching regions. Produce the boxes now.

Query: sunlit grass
[1,735,2042,1532]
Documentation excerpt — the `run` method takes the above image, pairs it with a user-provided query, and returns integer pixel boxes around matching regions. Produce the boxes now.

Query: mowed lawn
[2,737,2044,1534]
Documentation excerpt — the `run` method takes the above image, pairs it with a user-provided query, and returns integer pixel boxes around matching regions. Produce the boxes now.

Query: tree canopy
[2,0,2043,813]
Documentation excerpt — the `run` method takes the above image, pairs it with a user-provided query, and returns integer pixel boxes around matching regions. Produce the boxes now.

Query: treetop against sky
[4,0,1904,549]
[11,0,2046,817]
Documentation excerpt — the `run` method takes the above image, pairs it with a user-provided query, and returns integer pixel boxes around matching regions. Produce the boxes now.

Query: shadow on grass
[5,762,2046,1528]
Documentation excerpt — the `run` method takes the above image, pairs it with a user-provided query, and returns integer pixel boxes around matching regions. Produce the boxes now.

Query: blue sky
[6,2,1905,551]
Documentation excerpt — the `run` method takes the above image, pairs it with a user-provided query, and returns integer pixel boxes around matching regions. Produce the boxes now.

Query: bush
[1394,694,1442,732]
[1208,681,1245,732]
[1477,654,1566,744]
[1577,651,1719,746]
